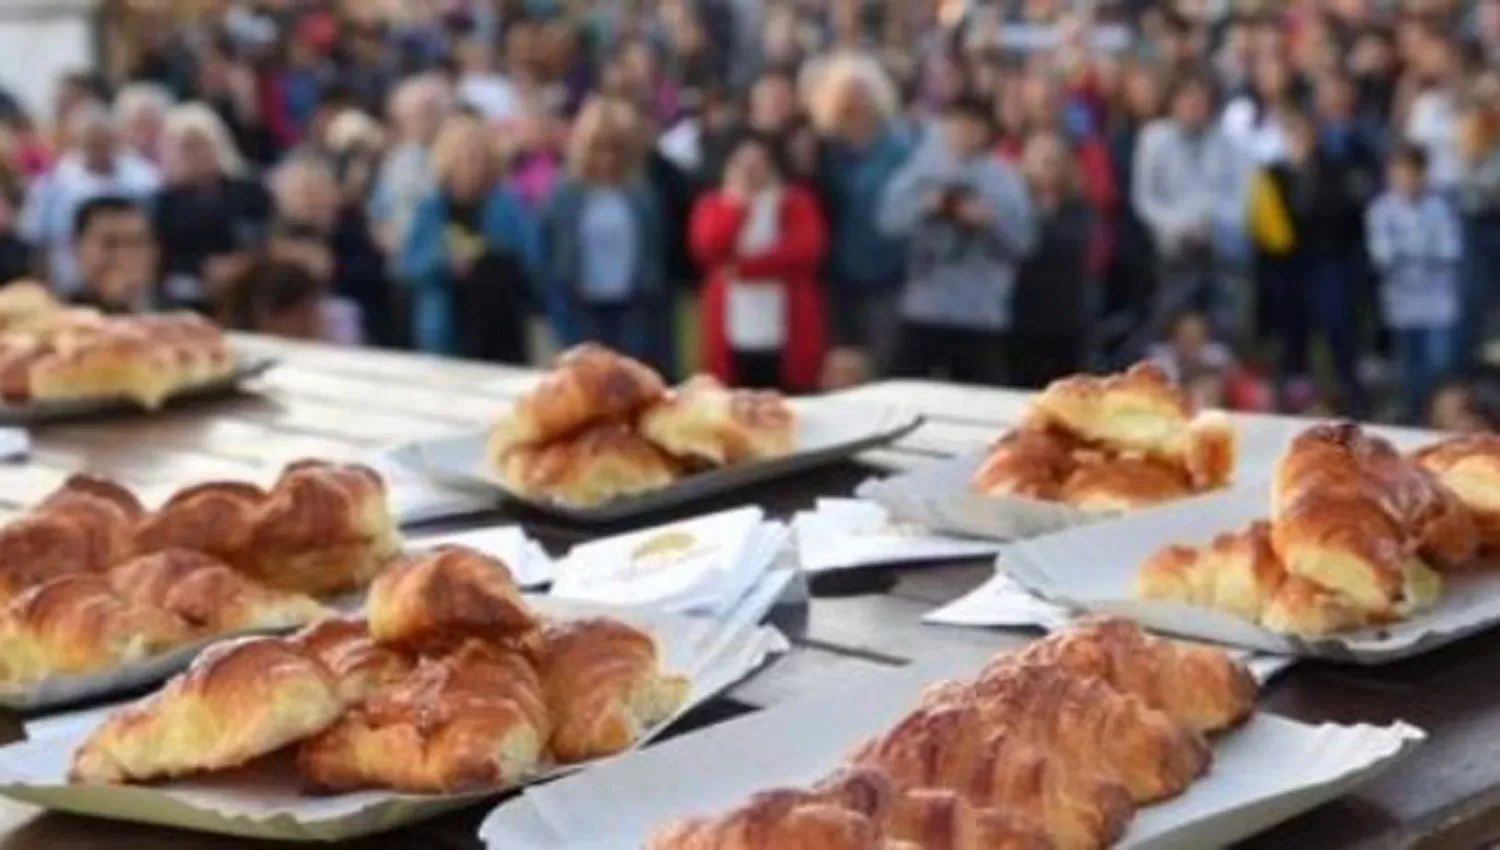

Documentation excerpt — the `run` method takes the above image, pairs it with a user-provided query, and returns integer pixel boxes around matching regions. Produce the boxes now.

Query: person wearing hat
[877,94,1036,384]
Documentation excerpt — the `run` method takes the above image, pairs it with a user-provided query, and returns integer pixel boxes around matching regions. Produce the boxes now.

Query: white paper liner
[397,399,922,523]
[998,485,1500,663]
[406,525,553,588]
[793,499,1002,573]
[0,605,790,842]
[478,660,1423,849]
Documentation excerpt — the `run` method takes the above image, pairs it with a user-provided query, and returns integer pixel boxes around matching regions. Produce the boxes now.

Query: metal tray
[0,355,277,425]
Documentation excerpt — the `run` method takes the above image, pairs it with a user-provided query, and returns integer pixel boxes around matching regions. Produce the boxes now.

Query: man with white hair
[19,104,160,297]
[114,83,175,165]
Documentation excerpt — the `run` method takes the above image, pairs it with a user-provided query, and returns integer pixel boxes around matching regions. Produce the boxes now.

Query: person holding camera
[877,95,1036,385]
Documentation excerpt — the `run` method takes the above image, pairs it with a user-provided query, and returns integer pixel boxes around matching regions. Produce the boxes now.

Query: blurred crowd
[2,0,1500,428]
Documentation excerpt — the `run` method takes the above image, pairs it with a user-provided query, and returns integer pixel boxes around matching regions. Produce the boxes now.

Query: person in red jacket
[689,131,829,391]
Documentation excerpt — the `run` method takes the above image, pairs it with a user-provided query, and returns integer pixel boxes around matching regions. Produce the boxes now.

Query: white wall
[0,0,97,121]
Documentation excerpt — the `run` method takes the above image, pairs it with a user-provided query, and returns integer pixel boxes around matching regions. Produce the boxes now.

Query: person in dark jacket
[1010,131,1097,388]
[1249,108,1367,412]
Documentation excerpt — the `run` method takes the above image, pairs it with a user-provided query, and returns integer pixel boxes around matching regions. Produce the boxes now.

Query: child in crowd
[239,220,362,345]
[1366,143,1462,422]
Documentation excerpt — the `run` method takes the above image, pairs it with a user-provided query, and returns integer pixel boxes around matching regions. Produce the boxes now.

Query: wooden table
[0,336,1496,849]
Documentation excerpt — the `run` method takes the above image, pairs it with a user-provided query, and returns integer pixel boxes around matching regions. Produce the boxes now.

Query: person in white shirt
[19,104,160,298]
[454,36,520,124]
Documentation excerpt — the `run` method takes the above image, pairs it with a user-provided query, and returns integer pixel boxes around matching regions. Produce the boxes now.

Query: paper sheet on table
[479,660,1423,850]
[406,524,553,588]
[793,498,1001,573]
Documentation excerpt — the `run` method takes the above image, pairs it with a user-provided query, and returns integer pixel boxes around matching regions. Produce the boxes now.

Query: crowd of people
[2,0,1500,428]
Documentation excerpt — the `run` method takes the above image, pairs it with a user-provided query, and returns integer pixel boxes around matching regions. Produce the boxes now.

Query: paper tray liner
[402,399,922,523]
[999,485,1500,662]
[478,661,1423,849]
[0,604,788,842]
[0,355,276,424]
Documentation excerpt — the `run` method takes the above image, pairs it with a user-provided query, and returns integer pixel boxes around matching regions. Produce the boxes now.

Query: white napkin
[407,525,553,588]
[0,428,27,460]
[794,499,1002,574]
[364,448,495,526]
[551,507,788,617]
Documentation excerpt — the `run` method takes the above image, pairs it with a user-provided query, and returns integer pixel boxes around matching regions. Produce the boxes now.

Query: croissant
[29,331,182,409]
[297,640,549,793]
[1413,434,1500,549]
[928,662,1210,804]
[130,481,265,563]
[0,575,193,685]
[816,768,1053,850]
[1135,523,1285,624]
[496,421,681,508]
[850,700,1131,850]
[534,617,690,763]
[0,279,61,331]
[289,616,414,704]
[38,474,145,526]
[0,507,127,603]
[1006,616,1257,734]
[69,636,346,784]
[1260,573,1375,637]
[108,549,330,635]
[638,375,796,466]
[488,343,667,459]
[969,427,1079,500]
[1059,456,1193,512]
[238,461,402,596]
[366,545,539,651]
[1023,362,1236,490]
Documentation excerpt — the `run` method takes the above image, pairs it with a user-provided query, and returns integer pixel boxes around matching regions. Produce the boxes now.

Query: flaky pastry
[109,549,330,635]
[366,545,538,651]
[639,375,796,466]
[496,420,680,508]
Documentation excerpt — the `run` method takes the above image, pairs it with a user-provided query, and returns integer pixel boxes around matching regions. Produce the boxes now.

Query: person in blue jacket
[399,114,539,362]
[539,96,671,373]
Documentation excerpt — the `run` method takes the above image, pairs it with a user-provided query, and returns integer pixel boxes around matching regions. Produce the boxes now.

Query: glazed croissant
[815,767,1054,850]
[534,617,690,763]
[927,662,1211,804]
[1023,362,1236,490]
[639,375,797,466]
[0,475,148,603]
[289,616,414,704]
[366,545,539,651]
[496,420,680,508]
[1412,433,1500,549]
[969,427,1079,501]
[488,343,667,459]
[70,636,347,784]
[1057,456,1194,513]
[108,549,330,635]
[297,640,550,794]
[0,575,193,685]
[1007,616,1256,734]
[851,700,1130,850]
[130,481,265,564]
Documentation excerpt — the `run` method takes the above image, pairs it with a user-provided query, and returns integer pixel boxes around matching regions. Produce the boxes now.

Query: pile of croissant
[0,460,400,687]
[650,617,1256,850]
[0,281,236,409]
[1137,423,1500,636]
[970,363,1236,513]
[485,344,796,508]
[70,544,690,795]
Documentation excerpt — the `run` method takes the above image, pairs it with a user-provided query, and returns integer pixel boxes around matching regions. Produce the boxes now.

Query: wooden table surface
[0,335,1495,849]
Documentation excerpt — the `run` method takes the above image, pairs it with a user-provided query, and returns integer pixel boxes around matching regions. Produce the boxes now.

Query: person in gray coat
[878,96,1036,385]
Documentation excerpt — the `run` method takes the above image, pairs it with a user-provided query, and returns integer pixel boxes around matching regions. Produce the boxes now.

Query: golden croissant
[639,375,796,466]
[366,545,539,651]
[297,640,549,793]
[0,574,193,685]
[70,636,347,784]
[496,420,681,508]
[534,617,690,763]
[1412,433,1500,550]
[108,549,330,635]
[969,426,1079,501]
[289,616,414,704]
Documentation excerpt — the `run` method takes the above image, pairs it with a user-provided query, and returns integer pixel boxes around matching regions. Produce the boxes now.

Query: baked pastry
[816,768,1053,850]
[1259,574,1373,637]
[0,510,122,604]
[0,279,62,332]
[289,617,414,704]
[29,329,183,409]
[1058,456,1193,512]
[1024,363,1236,490]
[1413,434,1500,549]
[237,461,402,596]
[1005,616,1256,734]
[851,701,1131,850]
[0,574,193,685]
[69,636,346,784]
[496,421,681,508]
[130,481,266,563]
[926,662,1210,804]
[969,427,1079,500]
[366,545,539,651]
[534,617,690,763]
[108,549,330,635]
[297,640,550,793]
[488,343,667,459]
[639,375,797,466]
